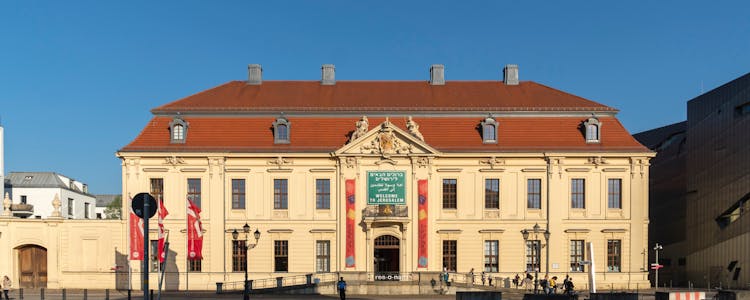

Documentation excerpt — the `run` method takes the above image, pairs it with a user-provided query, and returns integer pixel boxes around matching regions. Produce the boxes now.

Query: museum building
[111,64,656,290]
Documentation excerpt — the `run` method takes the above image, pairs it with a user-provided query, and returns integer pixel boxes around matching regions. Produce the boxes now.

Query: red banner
[129,197,144,260]
[345,179,356,268]
[418,179,428,268]
[157,198,169,263]
[186,198,203,260]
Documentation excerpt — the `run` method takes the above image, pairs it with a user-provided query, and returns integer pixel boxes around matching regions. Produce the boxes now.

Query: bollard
[106,289,110,300]
[19,288,23,299]
[62,288,66,300]
[40,288,45,300]
[150,289,154,300]
[127,289,131,300]
[83,288,88,300]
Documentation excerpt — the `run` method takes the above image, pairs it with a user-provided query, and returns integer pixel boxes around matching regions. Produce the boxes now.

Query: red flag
[129,197,144,260]
[157,198,169,263]
[186,198,203,260]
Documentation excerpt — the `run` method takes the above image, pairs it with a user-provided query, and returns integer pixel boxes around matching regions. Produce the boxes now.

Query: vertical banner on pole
[129,197,144,260]
[417,179,428,268]
[345,179,356,268]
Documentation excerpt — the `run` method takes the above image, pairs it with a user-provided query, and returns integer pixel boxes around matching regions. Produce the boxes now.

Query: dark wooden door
[18,245,47,288]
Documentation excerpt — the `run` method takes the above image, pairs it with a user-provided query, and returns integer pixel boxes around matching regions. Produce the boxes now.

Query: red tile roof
[121,116,648,153]
[152,81,617,113]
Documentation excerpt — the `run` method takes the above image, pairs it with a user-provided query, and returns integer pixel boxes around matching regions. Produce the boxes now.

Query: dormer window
[273,115,291,144]
[481,116,498,144]
[584,117,601,143]
[169,117,188,144]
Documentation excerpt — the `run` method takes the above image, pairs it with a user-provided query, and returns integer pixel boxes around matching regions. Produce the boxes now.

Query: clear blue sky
[1,1,749,194]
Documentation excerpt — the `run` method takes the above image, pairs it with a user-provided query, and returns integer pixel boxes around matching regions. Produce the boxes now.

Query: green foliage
[104,195,122,219]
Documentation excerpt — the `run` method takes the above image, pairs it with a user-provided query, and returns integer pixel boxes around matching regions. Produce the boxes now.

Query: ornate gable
[334,118,440,158]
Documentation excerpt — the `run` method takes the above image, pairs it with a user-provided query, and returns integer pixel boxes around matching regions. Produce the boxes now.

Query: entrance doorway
[374,235,399,280]
[17,245,47,288]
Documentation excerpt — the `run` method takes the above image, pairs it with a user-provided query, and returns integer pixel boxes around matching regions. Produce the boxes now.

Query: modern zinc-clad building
[116,64,654,290]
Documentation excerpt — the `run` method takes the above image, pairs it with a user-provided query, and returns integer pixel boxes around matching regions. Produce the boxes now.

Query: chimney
[321,64,335,85]
[247,64,262,85]
[503,64,519,85]
[430,64,445,85]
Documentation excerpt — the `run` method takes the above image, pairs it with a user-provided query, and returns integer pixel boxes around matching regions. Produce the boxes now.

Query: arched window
[583,117,601,143]
[272,115,291,144]
[480,115,498,144]
[169,117,188,144]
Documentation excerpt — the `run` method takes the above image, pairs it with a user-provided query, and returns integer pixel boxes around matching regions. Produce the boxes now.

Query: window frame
[527,179,542,209]
[272,116,291,144]
[187,178,201,209]
[316,179,331,210]
[231,179,246,210]
[607,239,622,272]
[315,240,330,273]
[583,117,601,143]
[188,259,202,272]
[442,240,457,272]
[484,179,500,209]
[442,179,457,209]
[570,240,585,272]
[571,178,586,209]
[274,240,289,272]
[526,240,541,272]
[484,240,499,272]
[274,179,288,210]
[84,203,90,219]
[480,116,499,144]
[232,240,247,272]
[608,179,622,209]
[68,198,74,216]
[150,178,164,202]
[169,117,189,144]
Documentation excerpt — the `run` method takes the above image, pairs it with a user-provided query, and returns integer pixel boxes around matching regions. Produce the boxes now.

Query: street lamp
[653,243,663,290]
[232,223,260,300]
[521,223,550,294]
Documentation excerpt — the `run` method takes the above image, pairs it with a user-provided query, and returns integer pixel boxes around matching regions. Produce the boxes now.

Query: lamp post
[522,223,550,294]
[232,223,261,300]
[653,243,663,290]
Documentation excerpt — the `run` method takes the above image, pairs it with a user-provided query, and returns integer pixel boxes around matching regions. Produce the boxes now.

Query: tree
[104,195,122,219]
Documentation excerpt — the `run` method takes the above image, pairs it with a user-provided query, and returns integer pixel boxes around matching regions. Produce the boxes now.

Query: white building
[4,172,96,219]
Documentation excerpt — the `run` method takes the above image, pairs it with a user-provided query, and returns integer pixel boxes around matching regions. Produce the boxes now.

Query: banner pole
[142,197,150,300]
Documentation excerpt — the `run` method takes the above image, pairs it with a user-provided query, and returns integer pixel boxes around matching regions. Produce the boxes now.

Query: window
[480,116,498,143]
[571,179,585,209]
[150,240,160,272]
[715,192,749,229]
[485,179,500,209]
[527,179,541,209]
[526,240,541,272]
[189,259,202,272]
[274,240,289,272]
[316,240,330,273]
[735,102,750,118]
[607,239,621,272]
[570,240,585,272]
[442,240,457,272]
[150,178,164,202]
[272,116,291,144]
[484,240,499,272]
[608,179,622,209]
[84,203,90,219]
[20,195,27,204]
[678,257,686,266]
[169,117,188,143]
[68,198,74,216]
[232,240,247,272]
[231,179,245,209]
[316,179,330,209]
[583,117,601,143]
[442,179,457,209]
[188,178,201,209]
[274,179,288,209]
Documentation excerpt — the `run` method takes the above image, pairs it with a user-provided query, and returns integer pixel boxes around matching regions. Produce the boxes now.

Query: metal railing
[363,205,408,218]
[220,272,338,292]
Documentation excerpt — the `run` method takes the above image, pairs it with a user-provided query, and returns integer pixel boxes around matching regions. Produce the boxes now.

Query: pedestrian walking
[481,272,487,285]
[2,275,11,300]
[469,268,475,284]
[550,276,558,294]
[337,277,347,300]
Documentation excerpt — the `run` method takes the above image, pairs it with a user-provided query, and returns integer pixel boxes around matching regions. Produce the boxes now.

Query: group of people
[512,272,576,295]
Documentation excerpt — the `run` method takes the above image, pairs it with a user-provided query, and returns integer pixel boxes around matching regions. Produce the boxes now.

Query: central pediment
[334,119,440,158]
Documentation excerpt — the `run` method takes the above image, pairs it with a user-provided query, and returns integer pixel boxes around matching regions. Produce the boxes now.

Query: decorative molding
[436,229,463,234]
[483,211,501,219]
[267,169,293,173]
[360,119,413,158]
[374,159,397,166]
[180,168,206,172]
[272,210,289,219]
[405,116,424,141]
[164,156,186,165]
[142,168,169,172]
[602,168,627,172]
[565,168,591,172]
[268,156,292,168]
[309,168,336,173]
[225,168,252,172]
[601,229,627,233]
[344,157,358,169]
[309,229,336,233]
[479,168,505,172]
[348,116,369,144]
[479,156,505,169]
[564,229,591,233]
[436,168,462,172]
[267,229,294,233]
[521,168,546,172]
[478,229,505,233]
[588,156,608,168]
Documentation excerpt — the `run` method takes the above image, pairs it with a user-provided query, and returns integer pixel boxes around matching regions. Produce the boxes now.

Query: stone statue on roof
[406,116,424,141]
[349,116,369,143]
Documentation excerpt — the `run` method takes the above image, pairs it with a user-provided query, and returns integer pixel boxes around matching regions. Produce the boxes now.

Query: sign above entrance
[367,171,406,205]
